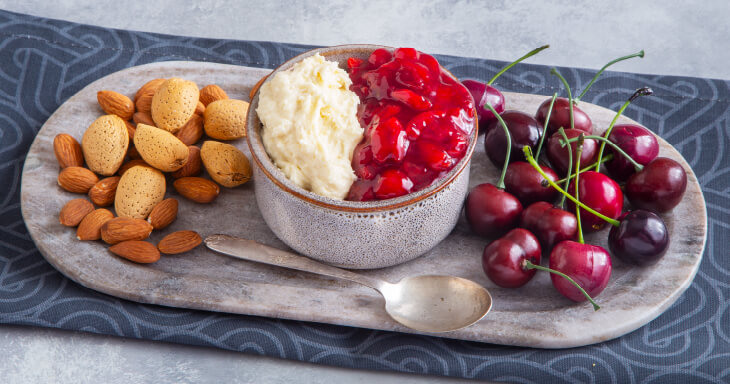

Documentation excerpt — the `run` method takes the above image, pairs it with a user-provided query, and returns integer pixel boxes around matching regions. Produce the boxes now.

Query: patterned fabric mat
[1,9,728,383]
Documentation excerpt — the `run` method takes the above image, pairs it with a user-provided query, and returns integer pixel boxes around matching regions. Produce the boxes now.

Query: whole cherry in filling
[346,48,474,201]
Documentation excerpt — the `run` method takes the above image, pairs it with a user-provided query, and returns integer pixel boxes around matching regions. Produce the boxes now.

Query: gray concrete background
[1,1,728,383]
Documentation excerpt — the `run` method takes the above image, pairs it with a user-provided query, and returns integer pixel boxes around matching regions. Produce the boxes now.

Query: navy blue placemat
[1,9,728,383]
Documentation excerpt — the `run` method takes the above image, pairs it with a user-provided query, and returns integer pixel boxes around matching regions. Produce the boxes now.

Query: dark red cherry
[608,210,669,266]
[605,124,659,181]
[461,80,505,131]
[566,171,623,232]
[482,228,541,288]
[546,128,599,176]
[520,202,578,252]
[465,183,523,238]
[484,111,543,167]
[536,97,593,137]
[504,161,559,205]
[625,157,687,213]
[549,241,612,302]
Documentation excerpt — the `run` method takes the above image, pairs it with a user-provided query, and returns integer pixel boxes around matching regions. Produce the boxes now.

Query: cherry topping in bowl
[346,48,475,201]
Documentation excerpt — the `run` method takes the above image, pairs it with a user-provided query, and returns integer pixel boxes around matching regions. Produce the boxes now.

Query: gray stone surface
[1,0,725,383]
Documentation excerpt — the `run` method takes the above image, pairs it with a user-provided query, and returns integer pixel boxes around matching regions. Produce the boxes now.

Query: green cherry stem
[535,92,558,159]
[550,68,574,130]
[487,45,550,85]
[523,260,600,311]
[562,135,644,172]
[558,128,573,209]
[574,134,585,245]
[575,50,645,102]
[594,86,654,171]
[523,146,621,227]
[484,103,511,189]
[548,154,614,186]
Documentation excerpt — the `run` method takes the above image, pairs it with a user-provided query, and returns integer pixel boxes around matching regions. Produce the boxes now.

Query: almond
[173,177,220,203]
[200,141,251,187]
[97,90,135,120]
[82,115,129,176]
[151,78,199,133]
[88,176,121,207]
[53,134,84,169]
[134,124,189,172]
[133,111,155,127]
[199,84,228,106]
[195,101,205,116]
[249,75,268,100]
[100,217,153,245]
[76,208,114,240]
[118,159,148,176]
[109,241,160,263]
[127,145,142,160]
[203,99,249,140]
[147,198,178,230]
[175,114,204,146]
[124,120,136,140]
[59,198,94,227]
[171,146,202,179]
[115,165,166,219]
[158,230,202,254]
[135,78,165,113]
[58,166,99,193]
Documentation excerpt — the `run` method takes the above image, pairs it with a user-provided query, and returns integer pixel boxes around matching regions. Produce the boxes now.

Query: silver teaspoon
[205,234,492,333]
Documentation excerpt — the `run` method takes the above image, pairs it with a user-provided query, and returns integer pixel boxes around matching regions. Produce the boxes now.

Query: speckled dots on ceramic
[247,45,478,269]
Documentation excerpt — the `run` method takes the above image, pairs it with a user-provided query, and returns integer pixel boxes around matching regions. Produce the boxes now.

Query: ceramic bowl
[246,45,478,269]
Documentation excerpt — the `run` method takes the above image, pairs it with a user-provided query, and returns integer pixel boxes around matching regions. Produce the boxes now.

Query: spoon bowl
[205,234,492,333]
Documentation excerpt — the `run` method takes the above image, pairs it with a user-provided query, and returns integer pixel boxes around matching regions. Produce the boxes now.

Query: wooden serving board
[20,61,707,348]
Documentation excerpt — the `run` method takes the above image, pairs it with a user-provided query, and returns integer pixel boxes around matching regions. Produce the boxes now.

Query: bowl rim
[246,44,478,213]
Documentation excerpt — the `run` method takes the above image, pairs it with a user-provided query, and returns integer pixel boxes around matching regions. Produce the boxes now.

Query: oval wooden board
[20,61,707,348]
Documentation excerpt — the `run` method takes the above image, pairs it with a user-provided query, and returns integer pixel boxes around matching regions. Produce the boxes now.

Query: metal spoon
[205,234,492,333]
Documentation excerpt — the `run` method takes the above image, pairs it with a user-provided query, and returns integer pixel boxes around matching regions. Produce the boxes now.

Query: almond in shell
[59,198,94,227]
[151,78,199,133]
[173,177,220,203]
[134,124,189,172]
[203,99,249,140]
[109,241,160,264]
[81,114,129,176]
[158,230,202,254]
[53,133,84,169]
[135,78,165,114]
[58,166,99,193]
[88,176,121,207]
[76,208,114,241]
[115,165,166,219]
[171,146,202,179]
[100,217,154,245]
[199,84,228,106]
[97,90,135,121]
[200,141,251,187]
[147,198,178,230]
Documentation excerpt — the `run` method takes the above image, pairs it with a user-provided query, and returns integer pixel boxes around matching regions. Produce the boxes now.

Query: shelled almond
[158,230,202,254]
[59,198,95,227]
[53,134,84,169]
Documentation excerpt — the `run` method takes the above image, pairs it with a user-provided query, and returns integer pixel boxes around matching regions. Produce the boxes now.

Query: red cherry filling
[346,48,474,201]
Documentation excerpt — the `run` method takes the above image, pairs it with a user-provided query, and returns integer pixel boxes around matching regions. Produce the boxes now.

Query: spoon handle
[205,234,388,292]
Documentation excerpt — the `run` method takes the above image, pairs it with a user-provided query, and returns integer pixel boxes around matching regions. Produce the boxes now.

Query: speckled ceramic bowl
[247,45,478,269]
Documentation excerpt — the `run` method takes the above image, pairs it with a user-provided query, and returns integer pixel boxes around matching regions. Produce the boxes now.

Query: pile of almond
[54,78,252,264]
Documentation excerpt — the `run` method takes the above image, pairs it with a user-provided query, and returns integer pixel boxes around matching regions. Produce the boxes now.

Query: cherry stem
[575,50,645,101]
[548,154,614,186]
[594,87,654,171]
[562,135,644,172]
[550,68,574,130]
[523,146,621,227]
[535,92,558,159]
[558,128,572,209]
[574,134,585,245]
[523,260,600,311]
[485,103,511,189]
[488,45,550,85]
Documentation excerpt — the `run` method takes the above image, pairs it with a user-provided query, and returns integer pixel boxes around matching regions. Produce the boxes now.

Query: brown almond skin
[249,75,268,101]
[53,134,84,169]
[158,230,202,254]
[100,217,153,245]
[200,84,228,106]
[173,177,220,203]
[88,176,121,207]
[124,120,136,140]
[135,79,165,113]
[76,208,114,240]
[171,146,202,179]
[97,90,135,120]
[195,101,205,116]
[175,114,204,146]
[133,111,155,127]
[58,166,99,193]
[147,198,179,230]
[127,145,142,160]
[109,241,160,264]
[118,159,148,176]
[59,198,94,227]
